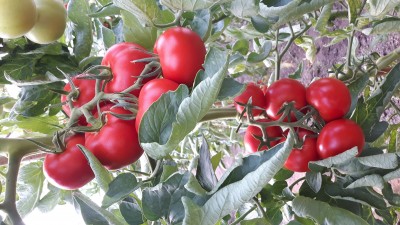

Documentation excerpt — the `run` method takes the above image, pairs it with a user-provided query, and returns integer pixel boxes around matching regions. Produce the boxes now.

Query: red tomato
[244,119,283,153]
[265,78,307,121]
[102,43,155,96]
[317,119,365,159]
[85,107,143,170]
[306,78,351,122]
[234,83,266,116]
[135,78,180,131]
[155,27,206,86]
[283,129,319,172]
[43,134,94,190]
[61,75,96,125]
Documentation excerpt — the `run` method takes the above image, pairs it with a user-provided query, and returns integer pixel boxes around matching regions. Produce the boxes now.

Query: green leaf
[182,132,295,225]
[345,174,385,189]
[113,0,160,26]
[367,0,400,17]
[217,78,244,100]
[288,62,303,79]
[139,48,229,159]
[305,171,322,193]
[382,183,400,207]
[17,162,45,217]
[315,3,333,33]
[294,36,316,63]
[211,151,222,171]
[196,137,218,192]
[37,188,61,213]
[309,147,358,172]
[102,173,140,208]
[274,169,294,181]
[241,218,270,225]
[371,17,400,34]
[357,153,398,169]
[120,197,145,225]
[233,39,250,55]
[292,196,369,225]
[68,0,93,61]
[121,10,158,50]
[229,0,259,19]
[100,25,116,49]
[89,4,121,17]
[346,74,369,117]
[160,0,234,11]
[346,0,362,24]
[247,41,272,63]
[191,9,212,41]
[251,15,271,33]
[0,116,61,134]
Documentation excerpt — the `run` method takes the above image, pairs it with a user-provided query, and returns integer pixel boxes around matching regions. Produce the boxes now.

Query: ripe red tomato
[135,78,180,131]
[306,78,351,122]
[85,107,143,170]
[265,78,307,121]
[155,27,206,86]
[43,134,94,190]
[102,43,155,96]
[317,119,365,159]
[283,129,319,172]
[244,119,283,153]
[234,83,266,116]
[61,75,96,125]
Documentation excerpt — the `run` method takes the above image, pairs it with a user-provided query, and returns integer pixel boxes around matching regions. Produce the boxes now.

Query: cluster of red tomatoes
[0,0,66,44]
[235,78,365,172]
[43,27,206,190]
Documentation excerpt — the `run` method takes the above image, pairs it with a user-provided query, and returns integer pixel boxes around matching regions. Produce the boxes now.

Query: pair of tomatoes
[0,0,66,44]
[237,78,365,172]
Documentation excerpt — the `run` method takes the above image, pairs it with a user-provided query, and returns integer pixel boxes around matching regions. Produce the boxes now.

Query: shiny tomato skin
[135,78,180,131]
[234,83,266,116]
[85,107,143,170]
[244,119,283,153]
[43,134,94,190]
[101,42,143,67]
[317,119,365,159]
[155,27,206,86]
[283,129,319,172]
[103,44,154,96]
[265,78,307,121]
[61,75,97,125]
[306,78,351,122]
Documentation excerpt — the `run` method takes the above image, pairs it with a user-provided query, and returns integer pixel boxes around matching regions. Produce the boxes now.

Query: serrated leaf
[292,196,369,225]
[16,162,45,217]
[139,48,229,159]
[345,174,385,189]
[114,0,160,26]
[357,153,398,169]
[229,0,259,19]
[160,0,234,11]
[121,10,157,50]
[305,172,322,193]
[182,132,295,225]
[196,137,218,192]
[102,173,140,208]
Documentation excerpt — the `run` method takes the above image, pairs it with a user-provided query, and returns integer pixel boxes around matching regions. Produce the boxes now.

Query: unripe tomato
[0,0,37,38]
[317,119,365,159]
[283,129,319,172]
[85,107,143,170]
[265,78,307,121]
[25,0,67,44]
[155,27,206,86]
[244,119,283,153]
[306,78,351,122]
[43,134,94,190]
[234,83,266,116]
[135,78,180,131]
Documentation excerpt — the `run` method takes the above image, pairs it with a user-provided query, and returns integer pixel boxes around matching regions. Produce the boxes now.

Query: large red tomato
[135,78,180,131]
[43,134,94,190]
[234,83,266,116]
[283,129,319,172]
[317,119,365,159]
[85,107,143,170]
[155,27,206,86]
[265,78,307,121]
[61,75,97,125]
[102,43,155,96]
[244,119,283,153]
[306,78,351,122]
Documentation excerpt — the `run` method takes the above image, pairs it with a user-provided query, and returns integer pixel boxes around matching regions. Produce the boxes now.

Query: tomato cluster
[0,0,66,44]
[45,27,206,190]
[237,78,365,172]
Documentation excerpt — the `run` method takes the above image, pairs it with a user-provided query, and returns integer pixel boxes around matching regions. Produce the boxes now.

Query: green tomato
[25,0,67,44]
[0,0,37,38]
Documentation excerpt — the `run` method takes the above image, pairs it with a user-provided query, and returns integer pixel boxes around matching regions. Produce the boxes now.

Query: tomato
[244,119,283,153]
[306,78,351,122]
[265,78,307,121]
[283,129,319,172]
[25,0,67,44]
[0,0,37,38]
[234,83,266,116]
[317,119,365,159]
[61,75,97,125]
[135,78,180,131]
[43,134,94,190]
[103,43,155,97]
[155,27,206,86]
[85,107,143,170]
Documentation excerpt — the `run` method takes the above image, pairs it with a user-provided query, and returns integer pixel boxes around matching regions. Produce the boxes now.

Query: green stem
[200,108,237,122]
[252,197,268,220]
[230,205,257,225]
[375,46,400,70]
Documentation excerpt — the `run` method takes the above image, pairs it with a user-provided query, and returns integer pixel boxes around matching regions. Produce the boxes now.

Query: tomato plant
[243,119,283,153]
[43,133,94,190]
[234,83,266,116]
[306,78,351,122]
[155,27,206,86]
[0,0,37,38]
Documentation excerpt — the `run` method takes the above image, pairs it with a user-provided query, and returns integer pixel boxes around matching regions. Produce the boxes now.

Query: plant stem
[200,108,238,122]
[230,205,257,225]
[253,197,268,220]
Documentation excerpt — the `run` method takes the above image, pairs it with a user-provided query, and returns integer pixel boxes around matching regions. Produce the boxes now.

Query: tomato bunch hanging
[236,77,365,172]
